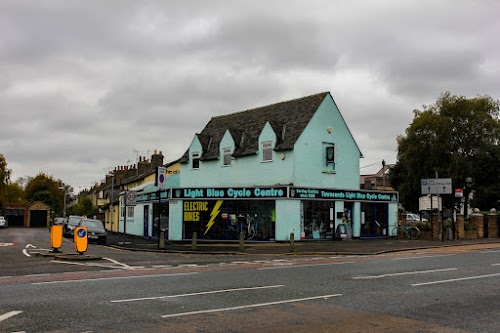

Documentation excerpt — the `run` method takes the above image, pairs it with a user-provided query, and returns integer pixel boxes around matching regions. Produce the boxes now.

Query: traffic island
[52,253,102,261]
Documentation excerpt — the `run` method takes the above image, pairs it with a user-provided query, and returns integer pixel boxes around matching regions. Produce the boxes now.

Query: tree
[390,92,500,213]
[0,154,12,210]
[25,173,65,215]
[73,197,96,217]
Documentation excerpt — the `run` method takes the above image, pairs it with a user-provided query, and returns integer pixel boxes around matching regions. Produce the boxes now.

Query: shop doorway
[143,205,149,237]
[153,202,168,239]
[361,203,388,237]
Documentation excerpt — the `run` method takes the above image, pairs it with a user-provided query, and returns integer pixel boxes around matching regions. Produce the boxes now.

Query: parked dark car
[78,218,107,245]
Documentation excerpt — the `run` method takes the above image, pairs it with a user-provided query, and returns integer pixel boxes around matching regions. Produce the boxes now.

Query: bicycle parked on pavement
[392,224,420,240]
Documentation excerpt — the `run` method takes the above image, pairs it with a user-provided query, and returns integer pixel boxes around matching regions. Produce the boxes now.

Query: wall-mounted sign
[290,187,398,203]
[125,191,137,206]
[172,187,288,199]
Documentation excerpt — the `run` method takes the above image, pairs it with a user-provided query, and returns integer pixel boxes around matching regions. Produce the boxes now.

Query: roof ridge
[211,91,330,119]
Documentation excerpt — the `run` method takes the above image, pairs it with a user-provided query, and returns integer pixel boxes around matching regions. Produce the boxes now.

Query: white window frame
[223,147,232,166]
[262,141,273,162]
[127,206,134,219]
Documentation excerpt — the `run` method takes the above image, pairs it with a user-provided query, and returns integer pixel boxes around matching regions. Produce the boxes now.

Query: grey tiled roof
[180,92,330,163]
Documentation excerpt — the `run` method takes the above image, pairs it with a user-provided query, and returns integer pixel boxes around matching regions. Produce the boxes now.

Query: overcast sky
[1,0,499,192]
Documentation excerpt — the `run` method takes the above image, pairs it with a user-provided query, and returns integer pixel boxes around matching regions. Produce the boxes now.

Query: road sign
[74,226,88,254]
[421,178,452,195]
[157,166,166,191]
[455,188,463,198]
[126,190,137,206]
[419,196,442,211]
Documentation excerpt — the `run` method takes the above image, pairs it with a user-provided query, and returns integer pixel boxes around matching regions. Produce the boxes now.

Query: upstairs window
[262,141,273,162]
[223,148,232,166]
[326,145,335,164]
[192,152,200,169]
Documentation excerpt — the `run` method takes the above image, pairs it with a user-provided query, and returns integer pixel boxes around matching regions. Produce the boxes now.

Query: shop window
[223,148,232,166]
[192,152,200,169]
[262,141,273,162]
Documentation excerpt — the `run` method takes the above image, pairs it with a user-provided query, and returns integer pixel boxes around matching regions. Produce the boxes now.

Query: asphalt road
[1,228,500,332]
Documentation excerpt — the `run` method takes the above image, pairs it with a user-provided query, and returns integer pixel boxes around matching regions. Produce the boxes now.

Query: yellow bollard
[50,225,63,253]
[74,226,88,254]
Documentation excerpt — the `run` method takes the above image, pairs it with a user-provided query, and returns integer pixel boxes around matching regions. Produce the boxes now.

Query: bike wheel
[408,227,420,240]
[391,227,399,238]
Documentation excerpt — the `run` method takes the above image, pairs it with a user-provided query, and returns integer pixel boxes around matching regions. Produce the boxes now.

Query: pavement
[105,232,500,256]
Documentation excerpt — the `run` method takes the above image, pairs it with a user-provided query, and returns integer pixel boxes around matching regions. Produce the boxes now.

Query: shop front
[171,186,287,241]
[168,186,398,241]
[290,187,399,239]
[136,189,170,239]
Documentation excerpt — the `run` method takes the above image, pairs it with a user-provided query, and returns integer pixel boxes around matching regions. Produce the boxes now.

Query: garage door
[30,210,48,227]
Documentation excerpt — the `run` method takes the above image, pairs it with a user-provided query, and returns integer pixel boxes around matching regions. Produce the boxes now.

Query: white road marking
[32,272,198,285]
[482,250,500,253]
[22,249,31,257]
[352,268,458,279]
[0,310,23,323]
[0,242,14,246]
[412,272,500,286]
[25,244,36,248]
[102,257,134,270]
[111,285,284,303]
[0,275,13,280]
[392,254,456,260]
[258,262,354,270]
[50,260,131,269]
[161,294,342,318]
[491,263,500,266]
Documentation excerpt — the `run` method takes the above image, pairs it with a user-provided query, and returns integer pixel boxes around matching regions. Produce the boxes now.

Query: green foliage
[73,197,97,217]
[3,183,25,203]
[390,92,500,212]
[25,173,65,214]
[416,221,431,231]
[0,154,12,209]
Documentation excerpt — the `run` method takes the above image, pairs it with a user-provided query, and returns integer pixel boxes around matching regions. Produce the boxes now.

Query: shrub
[416,221,431,231]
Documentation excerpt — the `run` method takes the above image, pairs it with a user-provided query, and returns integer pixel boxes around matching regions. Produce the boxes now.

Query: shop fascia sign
[290,187,398,203]
[173,187,288,199]
[137,189,171,203]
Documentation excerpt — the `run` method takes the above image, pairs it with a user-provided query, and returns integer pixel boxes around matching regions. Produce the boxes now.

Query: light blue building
[166,92,398,241]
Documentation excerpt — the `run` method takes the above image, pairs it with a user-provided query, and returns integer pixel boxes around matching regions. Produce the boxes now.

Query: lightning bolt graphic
[204,200,223,235]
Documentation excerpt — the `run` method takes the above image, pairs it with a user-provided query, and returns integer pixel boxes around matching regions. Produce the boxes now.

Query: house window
[223,148,232,166]
[192,152,200,169]
[262,141,273,162]
[326,145,335,164]
[127,206,134,218]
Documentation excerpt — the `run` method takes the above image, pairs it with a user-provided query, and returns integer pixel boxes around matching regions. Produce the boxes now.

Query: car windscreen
[79,219,105,231]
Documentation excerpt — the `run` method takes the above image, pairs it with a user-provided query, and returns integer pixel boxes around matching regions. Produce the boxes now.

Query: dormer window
[192,152,200,169]
[262,141,273,162]
[223,148,232,166]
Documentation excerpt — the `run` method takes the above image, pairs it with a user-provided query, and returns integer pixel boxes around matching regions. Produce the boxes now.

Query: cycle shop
[167,186,398,241]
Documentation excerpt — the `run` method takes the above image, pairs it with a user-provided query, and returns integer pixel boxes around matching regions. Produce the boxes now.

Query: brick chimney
[151,150,164,168]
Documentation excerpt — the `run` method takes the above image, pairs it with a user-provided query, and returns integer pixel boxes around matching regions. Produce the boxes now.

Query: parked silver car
[62,215,84,237]
[0,216,8,228]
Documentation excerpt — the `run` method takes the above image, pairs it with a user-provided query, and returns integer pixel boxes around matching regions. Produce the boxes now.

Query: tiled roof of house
[180,92,330,163]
